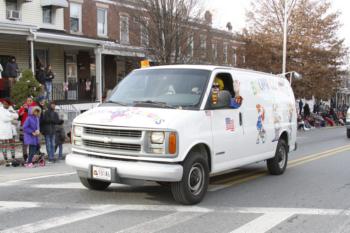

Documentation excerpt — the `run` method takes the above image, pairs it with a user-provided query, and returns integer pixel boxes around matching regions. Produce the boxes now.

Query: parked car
[66,65,297,205]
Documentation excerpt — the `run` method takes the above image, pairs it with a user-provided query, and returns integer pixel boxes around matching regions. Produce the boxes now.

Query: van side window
[208,72,243,110]
[214,73,235,97]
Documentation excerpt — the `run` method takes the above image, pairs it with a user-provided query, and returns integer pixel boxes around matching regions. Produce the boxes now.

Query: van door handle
[239,112,243,126]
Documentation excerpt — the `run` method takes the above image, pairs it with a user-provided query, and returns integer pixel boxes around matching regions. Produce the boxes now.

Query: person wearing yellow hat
[213,77,243,109]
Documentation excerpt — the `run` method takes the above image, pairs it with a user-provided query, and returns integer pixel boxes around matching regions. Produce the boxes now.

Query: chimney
[204,11,212,25]
[226,22,233,31]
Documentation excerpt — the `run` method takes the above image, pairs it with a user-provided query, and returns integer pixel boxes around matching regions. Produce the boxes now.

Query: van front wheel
[171,151,209,205]
[267,139,288,175]
[79,176,111,190]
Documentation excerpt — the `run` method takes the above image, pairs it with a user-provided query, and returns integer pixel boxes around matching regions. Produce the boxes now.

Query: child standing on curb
[23,106,41,168]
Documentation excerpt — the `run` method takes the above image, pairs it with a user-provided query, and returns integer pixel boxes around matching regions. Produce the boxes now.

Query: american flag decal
[225,118,235,131]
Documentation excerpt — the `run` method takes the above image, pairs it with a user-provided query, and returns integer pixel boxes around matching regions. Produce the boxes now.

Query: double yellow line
[210,144,350,189]
[288,144,350,168]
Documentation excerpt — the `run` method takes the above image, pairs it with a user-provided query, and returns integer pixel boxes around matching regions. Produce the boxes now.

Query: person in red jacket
[18,96,37,161]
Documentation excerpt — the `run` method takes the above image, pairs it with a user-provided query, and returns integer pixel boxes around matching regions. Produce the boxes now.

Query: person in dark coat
[303,103,310,118]
[41,101,61,163]
[45,65,55,101]
[4,57,19,95]
[36,66,46,94]
[55,119,65,160]
[299,99,303,115]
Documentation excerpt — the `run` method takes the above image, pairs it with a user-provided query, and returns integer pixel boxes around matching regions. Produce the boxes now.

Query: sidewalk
[0,143,72,163]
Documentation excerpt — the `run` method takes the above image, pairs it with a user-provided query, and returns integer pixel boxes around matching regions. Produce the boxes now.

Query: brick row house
[0,0,245,108]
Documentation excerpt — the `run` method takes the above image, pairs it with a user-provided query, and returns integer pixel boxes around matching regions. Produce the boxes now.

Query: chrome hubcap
[188,163,204,195]
[278,146,286,168]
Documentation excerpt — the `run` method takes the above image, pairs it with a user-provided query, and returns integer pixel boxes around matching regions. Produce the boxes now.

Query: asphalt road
[0,127,350,233]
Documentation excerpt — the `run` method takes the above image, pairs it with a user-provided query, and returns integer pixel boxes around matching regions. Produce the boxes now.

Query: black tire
[171,150,209,205]
[79,176,111,190]
[267,139,288,175]
[347,129,350,139]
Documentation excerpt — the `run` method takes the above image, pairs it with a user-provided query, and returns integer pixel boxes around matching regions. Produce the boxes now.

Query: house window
[200,35,206,50]
[140,23,149,47]
[120,15,129,44]
[6,0,20,20]
[6,0,17,11]
[42,6,53,24]
[212,41,217,62]
[232,49,237,66]
[70,3,82,33]
[97,8,108,36]
[223,43,228,64]
[188,35,194,57]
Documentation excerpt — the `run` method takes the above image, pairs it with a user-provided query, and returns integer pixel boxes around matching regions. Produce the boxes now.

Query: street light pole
[282,0,288,74]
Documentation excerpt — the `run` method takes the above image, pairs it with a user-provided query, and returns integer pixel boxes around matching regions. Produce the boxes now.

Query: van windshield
[107,69,210,110]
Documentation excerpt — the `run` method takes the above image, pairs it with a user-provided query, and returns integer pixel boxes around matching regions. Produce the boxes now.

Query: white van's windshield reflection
[107,69,210,110]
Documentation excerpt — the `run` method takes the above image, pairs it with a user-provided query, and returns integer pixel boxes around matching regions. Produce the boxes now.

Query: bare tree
[133,0,204,65]
[241,0,347,100]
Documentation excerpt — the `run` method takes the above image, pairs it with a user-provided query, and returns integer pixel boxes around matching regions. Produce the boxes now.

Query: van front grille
[83,139,141,152]
[84,127,142,138]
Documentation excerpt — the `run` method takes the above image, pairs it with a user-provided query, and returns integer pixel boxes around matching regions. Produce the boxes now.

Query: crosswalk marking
[116,211,207,233]
[0,205,127,233]
[0,201,350,233]
[229,212,294,233]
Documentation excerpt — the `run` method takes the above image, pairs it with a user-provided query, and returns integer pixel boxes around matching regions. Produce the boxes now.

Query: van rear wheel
[171,150,209,205]
[79,176,111,190]
[347,129,350,138]
[267,139,288,175]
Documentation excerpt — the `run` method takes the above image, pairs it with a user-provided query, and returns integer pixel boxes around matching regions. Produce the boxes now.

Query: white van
[66,65,297,205]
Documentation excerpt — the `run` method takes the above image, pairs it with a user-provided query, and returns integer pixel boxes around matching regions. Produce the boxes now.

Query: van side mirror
[210,90,232,109]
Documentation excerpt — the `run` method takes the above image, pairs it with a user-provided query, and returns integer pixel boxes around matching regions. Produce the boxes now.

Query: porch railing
[52,80,96,103]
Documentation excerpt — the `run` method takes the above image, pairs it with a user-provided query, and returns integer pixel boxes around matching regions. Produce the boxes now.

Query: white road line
[0,201,40,209]
[230,212,294,233]
[1,172,76,185]
[116,211,208,233]
[0,201,350,216]
[31,182,86,189]
[232,207,350,216]
[1,205,126,233]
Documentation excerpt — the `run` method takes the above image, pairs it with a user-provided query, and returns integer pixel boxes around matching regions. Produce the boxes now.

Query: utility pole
[282,0,289,75]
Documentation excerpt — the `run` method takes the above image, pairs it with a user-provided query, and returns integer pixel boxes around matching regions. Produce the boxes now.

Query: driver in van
[214,77,243,109]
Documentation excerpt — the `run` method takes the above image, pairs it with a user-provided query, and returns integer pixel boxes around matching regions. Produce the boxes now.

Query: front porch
[0,26,146,106]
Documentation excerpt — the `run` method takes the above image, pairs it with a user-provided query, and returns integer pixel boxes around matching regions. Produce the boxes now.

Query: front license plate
[92,166,112,181]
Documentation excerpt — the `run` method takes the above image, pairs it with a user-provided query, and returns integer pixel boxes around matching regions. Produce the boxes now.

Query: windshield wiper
[105,100,128,106]
[133,100,176,109]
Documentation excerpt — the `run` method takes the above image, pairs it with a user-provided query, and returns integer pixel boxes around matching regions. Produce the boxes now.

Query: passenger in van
[214,77,243,109]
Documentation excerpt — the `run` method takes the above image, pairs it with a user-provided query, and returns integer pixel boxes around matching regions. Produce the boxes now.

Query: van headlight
[74,125,83,137]
[150,132,165,144]
[148,131,177,155]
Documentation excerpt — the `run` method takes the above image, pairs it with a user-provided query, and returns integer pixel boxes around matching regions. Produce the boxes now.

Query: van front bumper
[66,153,183,182]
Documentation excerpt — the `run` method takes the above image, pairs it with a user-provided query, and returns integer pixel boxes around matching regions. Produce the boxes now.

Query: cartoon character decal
[287,103,294,139]
[86,108,165,125]
[233,80,241,96]
[231,80,243,108]
[272,104,282,142]
[256,104,266,144]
